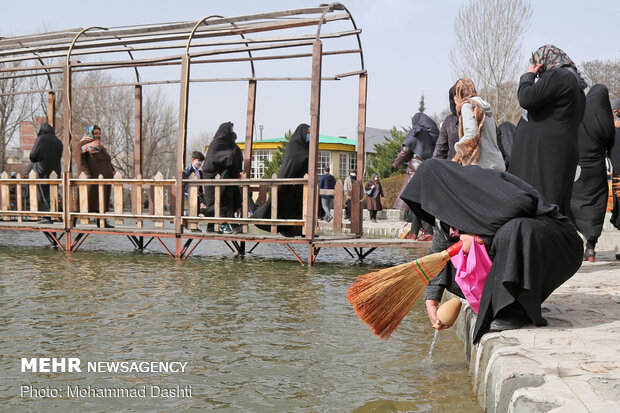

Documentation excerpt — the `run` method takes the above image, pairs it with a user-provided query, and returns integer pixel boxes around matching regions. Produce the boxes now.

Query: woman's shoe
[583,248,595,262]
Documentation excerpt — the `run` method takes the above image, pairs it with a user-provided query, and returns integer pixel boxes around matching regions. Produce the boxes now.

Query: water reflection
[0,230,480,411]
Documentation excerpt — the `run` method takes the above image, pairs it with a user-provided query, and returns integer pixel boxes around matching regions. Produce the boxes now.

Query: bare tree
[0,63,33,171]
[580,58,620,100]
[450,0,532,125]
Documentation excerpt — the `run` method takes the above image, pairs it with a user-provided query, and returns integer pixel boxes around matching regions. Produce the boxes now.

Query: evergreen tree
[366,126,407,179]
[261,129,292,177]
[418,93,426,113]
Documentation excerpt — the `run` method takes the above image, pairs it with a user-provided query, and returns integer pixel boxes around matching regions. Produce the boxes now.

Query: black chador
[570,85,615,249]
[201,122,243,217]
[253,124,310,236]
[400,159,583,343]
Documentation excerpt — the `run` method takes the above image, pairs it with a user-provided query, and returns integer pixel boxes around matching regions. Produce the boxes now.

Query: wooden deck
[0,220,430,265]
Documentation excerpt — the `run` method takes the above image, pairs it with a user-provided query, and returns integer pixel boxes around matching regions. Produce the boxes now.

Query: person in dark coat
[496,121,516,170]
[364,173,384,223]
[509,44,587,218]
[400,158,583,343]
[253,124,310,237]
[570,85,615,261]
[78,125,115,227]
[29,123,63,219]
[432,84,459,160]
[609,98,620,244]
[201,122,243,233]
[392,112,439,239]
[319,166,336,222]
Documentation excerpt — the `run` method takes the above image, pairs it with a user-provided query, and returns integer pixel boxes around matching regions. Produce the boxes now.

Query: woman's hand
[459,234,483,254]
[526,63,542,75]
[426,300,451,330]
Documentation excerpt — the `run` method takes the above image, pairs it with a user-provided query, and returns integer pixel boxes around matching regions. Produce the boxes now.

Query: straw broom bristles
[347,240,463,339]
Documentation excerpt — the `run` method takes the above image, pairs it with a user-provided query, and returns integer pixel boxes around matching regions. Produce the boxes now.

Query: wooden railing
[0,171,362,236]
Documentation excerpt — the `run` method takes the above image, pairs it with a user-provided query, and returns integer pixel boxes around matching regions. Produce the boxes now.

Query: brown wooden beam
[174,55,190,234]
[305,40,322,240]
[47,92,55,127]
[243,79,257,177]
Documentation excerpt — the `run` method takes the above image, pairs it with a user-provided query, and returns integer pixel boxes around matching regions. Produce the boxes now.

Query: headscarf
[448,84,457,116]
[453,78,486,166]
[369,173,381,198]
[530,44,587,90]
[402,112,439,161]
[80,125,105,154]
[203,121,242,176]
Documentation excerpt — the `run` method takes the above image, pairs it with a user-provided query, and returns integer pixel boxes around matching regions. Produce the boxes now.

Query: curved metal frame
[316,2,364,70]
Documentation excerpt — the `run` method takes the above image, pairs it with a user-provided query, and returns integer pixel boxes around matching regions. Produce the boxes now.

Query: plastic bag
[450,240,492,313]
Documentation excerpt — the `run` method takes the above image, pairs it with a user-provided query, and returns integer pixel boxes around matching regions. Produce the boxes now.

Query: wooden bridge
[0,4,429,264]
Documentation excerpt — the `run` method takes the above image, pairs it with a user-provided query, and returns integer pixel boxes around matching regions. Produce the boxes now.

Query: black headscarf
[29,123,63,177]
[203,121,243,177]
[400,159,582,343]
[403,113,439,161]
[496,121,516,169]
[448,84,457,116]
[578,84,615,163]
[278,123,310,179]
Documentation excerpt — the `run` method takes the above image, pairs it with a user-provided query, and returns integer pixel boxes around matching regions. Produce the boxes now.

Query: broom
[346,240,463,339]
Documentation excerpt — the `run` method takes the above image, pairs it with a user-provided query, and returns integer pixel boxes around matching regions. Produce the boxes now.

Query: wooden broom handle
[446,240,463,257]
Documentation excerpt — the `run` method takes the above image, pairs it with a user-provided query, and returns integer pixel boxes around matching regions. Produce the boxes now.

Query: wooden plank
[47,92,55,127]
[134,85,142,176]
[302,175,308,236]
[306,40,322,239]
[243,79,257,177]
[49,171,59,214]
[0,172,9,220]
[187,172,198,231]
[333,179,343,233]
[350,181,362,236]
[174,55,190,234]
[62,62,72,230]
[135,175,143,229]
[154,171,164,228]
[113,171,124,225]
[78,172,89,225]
[270,173,278,234]
[356,73,367,237]
[28,170,39,217]
[98,175,105,228]
[16,176,23,223]
[214,174,221,218]
[242,173,249,233]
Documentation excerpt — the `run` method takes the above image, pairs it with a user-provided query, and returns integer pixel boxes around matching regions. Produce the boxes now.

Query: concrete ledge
[453,228,620,412]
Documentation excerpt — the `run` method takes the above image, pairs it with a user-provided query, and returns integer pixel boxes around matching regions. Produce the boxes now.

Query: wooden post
[98,174,105,228]
[174,55,190,234]
[356,73,367,236]
[61,63,72,230]
[214,174,221,218]
[241,173,249,233]
[333,179,343,233]
[78,172,89,225]
[28,170,38,218]
[306,40,323,240]
[16,174,23,223]
[135,174,143,229]
[154,171,164,227]
[49,171,59,215]
[270,173,278,234]
[302,174,308,236]
[243,80,257,177]
[134,85,143,177]
[187,172,198,231]
[113,172,123,225]
[350,180,362,236]
[47,92,55,127]
[0,172,9,221]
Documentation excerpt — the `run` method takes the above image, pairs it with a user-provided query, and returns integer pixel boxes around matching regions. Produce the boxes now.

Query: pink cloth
[450,241,492,313]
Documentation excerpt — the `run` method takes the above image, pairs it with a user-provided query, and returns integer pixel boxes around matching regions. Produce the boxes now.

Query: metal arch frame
[179,15,257,159]
[316,2,365,71]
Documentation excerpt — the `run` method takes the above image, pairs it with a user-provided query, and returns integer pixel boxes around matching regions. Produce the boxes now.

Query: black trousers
[369,210,377,220]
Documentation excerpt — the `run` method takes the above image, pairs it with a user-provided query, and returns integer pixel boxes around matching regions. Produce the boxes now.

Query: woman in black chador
[509,45,586,217]
[201,122,243,232]
[400,159,583,343]
[253,124,310,237]
[570,85,615,262]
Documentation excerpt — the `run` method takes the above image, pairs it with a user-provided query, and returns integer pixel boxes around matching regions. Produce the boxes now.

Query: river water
[0,230,480,412]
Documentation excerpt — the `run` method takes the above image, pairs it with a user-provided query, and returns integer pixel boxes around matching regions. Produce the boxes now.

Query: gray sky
[2,1,618,142]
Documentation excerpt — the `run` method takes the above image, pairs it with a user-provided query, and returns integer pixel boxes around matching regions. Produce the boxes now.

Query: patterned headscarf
[80,125,105,154]
[452,78,486,166]
[530,44,587,89]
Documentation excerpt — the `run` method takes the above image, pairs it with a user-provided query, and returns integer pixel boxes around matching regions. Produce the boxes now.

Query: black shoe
[489,304,530,332]
[205,224,217,233]
[489,317,529,332]
[583,248,595,262]
[37,218,53,224]
[98,221,114,228]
